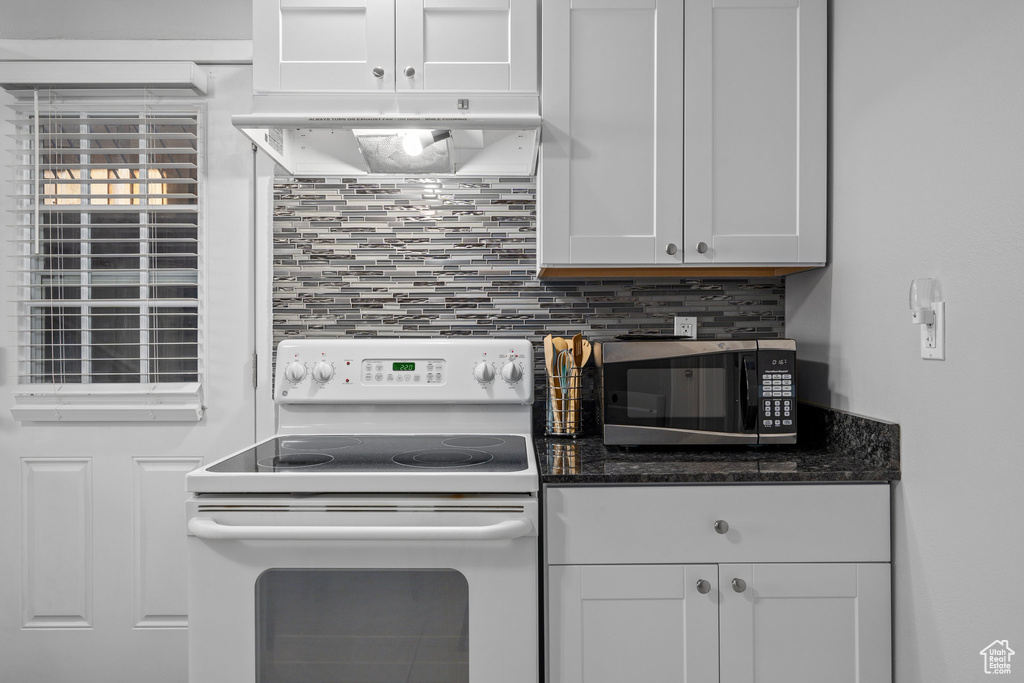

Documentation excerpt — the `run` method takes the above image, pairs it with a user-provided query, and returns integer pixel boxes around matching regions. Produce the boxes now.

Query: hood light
[402,129,452,156]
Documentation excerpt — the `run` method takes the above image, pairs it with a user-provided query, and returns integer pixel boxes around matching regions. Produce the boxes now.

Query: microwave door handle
[742,355,758,431]
[188,517,534,542]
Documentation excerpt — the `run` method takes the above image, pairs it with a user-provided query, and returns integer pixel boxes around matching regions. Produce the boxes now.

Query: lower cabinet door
[718,563,892,683]
[548,564,719,683]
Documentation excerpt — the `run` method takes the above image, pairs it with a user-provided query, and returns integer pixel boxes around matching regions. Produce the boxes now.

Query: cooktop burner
[392,448,494,468]
[440,436,506,449]
[279,436,362,453]
[257,453,335,469]
[208,434,529,474]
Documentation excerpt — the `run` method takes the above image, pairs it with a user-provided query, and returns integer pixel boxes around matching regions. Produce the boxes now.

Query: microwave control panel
[758,349,797,434]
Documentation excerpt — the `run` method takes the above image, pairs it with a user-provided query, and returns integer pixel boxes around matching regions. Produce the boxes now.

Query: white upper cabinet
[254,0,396,92]
[395,0,537,92]
[540,0,684,267]
[539,0,827,273]
[254,0,538,94]
[684,0,826,265]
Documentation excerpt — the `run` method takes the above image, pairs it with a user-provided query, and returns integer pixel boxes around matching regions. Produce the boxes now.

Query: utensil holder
[545,364,583,437]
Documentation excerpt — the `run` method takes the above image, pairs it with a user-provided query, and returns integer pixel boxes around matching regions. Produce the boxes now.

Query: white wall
[787,1,1024,680]
[0,0,251,40]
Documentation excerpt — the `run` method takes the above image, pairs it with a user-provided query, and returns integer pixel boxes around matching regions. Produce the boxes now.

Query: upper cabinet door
[540,0,684,266]
[684,0,827,264]
[395,0,538,92]
[254,0,397,92]
[254,0,536,94]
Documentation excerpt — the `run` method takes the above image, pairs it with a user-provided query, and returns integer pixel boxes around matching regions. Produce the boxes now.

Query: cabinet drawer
[545,484,890,564]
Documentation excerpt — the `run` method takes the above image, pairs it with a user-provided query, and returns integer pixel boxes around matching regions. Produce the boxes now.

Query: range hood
[233,113,541,177]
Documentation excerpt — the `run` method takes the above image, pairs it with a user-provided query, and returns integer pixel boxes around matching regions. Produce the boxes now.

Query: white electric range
[186,338,539,683]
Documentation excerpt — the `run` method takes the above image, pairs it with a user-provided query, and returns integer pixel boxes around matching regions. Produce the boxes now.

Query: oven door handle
[188,517,534,541]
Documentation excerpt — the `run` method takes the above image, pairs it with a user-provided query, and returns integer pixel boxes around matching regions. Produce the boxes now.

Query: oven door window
[256,569,469,683]
[604,352,749,433]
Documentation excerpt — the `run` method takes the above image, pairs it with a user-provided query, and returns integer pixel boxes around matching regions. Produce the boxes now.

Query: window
[12,104,201,386]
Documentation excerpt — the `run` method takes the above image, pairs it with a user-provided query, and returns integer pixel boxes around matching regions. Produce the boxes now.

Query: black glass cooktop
[208,435,530,473]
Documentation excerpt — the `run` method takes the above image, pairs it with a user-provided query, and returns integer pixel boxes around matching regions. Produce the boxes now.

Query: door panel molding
[21,458,93,629]
[133,457,203,628]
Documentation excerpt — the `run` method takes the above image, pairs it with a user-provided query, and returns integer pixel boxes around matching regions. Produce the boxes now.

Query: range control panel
[275,338,533,405]
[758,346,797,435]
[361,359,446,385]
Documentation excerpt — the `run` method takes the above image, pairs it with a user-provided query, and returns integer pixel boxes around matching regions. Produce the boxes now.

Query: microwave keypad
[763,399,794,427]
[756,348,796,435]
[760,371,794,429]
[760,372,793,397]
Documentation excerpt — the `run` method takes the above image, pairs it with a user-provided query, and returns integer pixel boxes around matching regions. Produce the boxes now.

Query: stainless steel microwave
[596,339,797,446]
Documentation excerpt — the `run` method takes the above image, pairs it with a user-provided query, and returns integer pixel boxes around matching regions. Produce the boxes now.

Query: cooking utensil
[551,337,569,433]
[543,334,557,432]
[556,348,573,434]
[570,334,583,432]
[580,339,592,368]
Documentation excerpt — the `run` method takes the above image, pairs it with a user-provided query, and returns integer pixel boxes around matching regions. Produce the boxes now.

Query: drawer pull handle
[696,579,711,595]
[731,578,747,593]
[714,519,729,534]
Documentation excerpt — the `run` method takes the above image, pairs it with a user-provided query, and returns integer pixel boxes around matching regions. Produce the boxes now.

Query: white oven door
[186,495,539,683]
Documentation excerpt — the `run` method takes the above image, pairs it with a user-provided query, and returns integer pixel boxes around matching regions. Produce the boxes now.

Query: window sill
[11,383,204,423]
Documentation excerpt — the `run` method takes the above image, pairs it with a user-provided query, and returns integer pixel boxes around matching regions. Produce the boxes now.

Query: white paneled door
[0,65,258,681]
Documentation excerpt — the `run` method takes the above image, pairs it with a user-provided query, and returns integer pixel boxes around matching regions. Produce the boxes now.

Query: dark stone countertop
[533,403,900,484]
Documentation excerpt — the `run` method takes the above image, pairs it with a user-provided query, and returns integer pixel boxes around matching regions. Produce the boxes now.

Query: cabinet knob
[696,241,709,254]
[404,66,416,78]
[372,67,385,79]
[665,243,678,256]
[731,578,747,593]
[696,579,711,595]
[714,519,729,534]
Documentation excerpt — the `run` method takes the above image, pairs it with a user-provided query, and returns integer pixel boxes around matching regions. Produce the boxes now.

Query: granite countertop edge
[534,403,901,485]
[538,469,902,485]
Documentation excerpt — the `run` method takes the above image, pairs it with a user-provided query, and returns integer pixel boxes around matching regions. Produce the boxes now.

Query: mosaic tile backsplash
[272,176,786,391]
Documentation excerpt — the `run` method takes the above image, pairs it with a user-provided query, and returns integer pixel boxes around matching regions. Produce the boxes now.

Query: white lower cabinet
[549,564,719,682]
[718,563,891,682]
[546,485,892,683]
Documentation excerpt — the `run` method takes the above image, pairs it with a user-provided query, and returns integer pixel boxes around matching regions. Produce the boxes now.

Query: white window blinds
[11,103,201,385]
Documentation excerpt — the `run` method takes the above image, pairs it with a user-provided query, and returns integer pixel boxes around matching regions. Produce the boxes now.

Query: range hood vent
[233,114,540,177]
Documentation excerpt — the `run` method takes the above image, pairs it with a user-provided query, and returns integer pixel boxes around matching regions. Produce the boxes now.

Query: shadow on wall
[786,265,838,409]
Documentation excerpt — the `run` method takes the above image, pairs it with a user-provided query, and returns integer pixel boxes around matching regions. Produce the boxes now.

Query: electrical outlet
[674,316,697,339]
[921,302,945,360]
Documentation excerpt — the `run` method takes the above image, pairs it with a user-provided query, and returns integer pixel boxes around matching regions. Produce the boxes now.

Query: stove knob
[473,361,495,384]
[312,361,335,383]
[284,361,307,383]
[501,362,523,383]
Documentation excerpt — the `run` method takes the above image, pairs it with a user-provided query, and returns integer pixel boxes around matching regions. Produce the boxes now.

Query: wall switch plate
[921,302,945,360]
[674,316,697,339]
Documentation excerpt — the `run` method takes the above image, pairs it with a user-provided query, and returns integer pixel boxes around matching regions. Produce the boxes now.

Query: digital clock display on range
[392,362,416,372]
